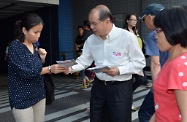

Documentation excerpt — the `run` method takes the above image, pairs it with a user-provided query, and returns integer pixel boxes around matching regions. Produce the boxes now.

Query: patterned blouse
[8,40,45,109]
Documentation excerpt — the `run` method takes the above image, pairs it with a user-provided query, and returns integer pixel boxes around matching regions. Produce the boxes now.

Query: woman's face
[127,15,137,27]
[155,28,172,52]
[23,23,43,43]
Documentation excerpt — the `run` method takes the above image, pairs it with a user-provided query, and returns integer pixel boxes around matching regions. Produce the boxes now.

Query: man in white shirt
[66,4,145,122]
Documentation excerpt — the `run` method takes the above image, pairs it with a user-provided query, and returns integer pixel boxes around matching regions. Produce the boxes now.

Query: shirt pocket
[108,48,126,65]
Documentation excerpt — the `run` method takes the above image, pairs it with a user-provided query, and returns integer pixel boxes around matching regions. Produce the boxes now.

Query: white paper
[56,60,77,67]
[87,66,110,73]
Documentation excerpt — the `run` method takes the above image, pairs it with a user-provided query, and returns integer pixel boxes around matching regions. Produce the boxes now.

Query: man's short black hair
[83,20,90,27]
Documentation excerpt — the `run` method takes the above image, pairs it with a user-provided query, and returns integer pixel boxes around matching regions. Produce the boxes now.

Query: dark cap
[139,3,164,19]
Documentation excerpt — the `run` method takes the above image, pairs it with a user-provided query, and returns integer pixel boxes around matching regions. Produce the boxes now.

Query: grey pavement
[0,71,151,122]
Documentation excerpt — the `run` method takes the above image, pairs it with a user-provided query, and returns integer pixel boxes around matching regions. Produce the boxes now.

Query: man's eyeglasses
[89,21,102,26]
[156,28,163,33]
[142,18,145,22]
[141,15,146,22]
[89,18,108,26]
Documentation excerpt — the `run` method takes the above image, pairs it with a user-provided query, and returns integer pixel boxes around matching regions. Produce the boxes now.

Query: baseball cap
[139,3,164,19]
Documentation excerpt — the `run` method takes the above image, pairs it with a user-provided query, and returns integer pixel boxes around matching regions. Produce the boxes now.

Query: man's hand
[51,64,67,74]
[102,66,119,77]
[64,67,72,75]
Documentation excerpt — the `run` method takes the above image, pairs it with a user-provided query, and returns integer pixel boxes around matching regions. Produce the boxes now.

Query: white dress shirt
[72,25,146,81]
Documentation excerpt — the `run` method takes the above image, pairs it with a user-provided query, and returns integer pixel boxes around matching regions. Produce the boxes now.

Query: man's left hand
[102,67,119,77]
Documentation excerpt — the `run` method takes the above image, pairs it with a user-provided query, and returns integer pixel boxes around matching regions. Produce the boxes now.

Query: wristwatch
[48,65,51,73]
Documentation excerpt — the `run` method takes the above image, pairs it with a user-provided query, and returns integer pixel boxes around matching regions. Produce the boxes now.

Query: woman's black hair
[14,13,44,42]
[154,6,187,47]
[123,13,137,35]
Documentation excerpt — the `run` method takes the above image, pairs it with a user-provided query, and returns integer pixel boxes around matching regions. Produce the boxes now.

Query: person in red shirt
[150,6,187,122]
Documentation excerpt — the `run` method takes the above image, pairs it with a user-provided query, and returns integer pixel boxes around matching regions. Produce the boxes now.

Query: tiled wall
[72,0,142,43]
[58,0,187,60]
[59,0,73,60]
[68,0,187,67]
[72,0,187,42]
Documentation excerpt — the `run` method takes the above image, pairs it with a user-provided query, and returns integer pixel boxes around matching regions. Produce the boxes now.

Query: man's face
[142,14,155,30]
[88,10,106,37]
[78,28,83,35]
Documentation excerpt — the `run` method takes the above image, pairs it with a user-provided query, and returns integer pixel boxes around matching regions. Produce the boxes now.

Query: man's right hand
[64,67,72,75]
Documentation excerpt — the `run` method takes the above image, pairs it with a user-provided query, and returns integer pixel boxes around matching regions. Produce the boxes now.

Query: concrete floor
[0,72,151,122]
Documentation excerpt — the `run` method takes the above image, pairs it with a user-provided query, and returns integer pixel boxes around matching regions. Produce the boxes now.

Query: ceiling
[0,0,57,20]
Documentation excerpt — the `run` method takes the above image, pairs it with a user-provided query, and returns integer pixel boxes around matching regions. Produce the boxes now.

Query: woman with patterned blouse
[8,13,66,122]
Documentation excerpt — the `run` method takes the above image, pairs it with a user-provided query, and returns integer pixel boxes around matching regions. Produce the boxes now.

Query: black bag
[44,74,55,105]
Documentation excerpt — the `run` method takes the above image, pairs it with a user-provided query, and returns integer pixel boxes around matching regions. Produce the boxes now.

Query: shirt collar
[106,24,116,40]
